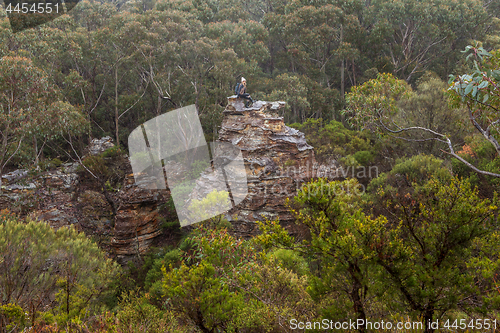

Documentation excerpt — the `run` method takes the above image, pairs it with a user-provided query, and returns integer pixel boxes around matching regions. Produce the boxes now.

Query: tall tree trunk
[352,58,356,86]
[340,24,345,101]
[423,307,435,333]
[348,263,366,333]
[115,65,120,147]
[157,95,162,116]
[33,136,39,167]
[155,98,163,175]
[340,24,346,126]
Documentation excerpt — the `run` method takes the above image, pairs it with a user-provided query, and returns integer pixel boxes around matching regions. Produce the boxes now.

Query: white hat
[241,77,246,82]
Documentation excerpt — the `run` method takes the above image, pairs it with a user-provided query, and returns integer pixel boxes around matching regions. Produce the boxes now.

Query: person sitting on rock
[237,77,254,108]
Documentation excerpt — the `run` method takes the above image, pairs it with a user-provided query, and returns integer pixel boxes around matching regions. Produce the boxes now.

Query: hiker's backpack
[234,83,241,95]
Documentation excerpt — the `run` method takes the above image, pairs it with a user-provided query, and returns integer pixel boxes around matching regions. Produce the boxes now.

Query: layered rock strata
[112,173,168,263]
[190,97,316,237]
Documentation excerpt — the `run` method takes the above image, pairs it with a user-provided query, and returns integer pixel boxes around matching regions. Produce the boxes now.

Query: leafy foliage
[449,46,500,160]
[257,178,388,328]
[0,213,120,330]
[290,118,373,162]
[368,175,500,324]
[0,56,86,183]
[182,189,232,228]
[162,227,316,332]
[345,72,412,130]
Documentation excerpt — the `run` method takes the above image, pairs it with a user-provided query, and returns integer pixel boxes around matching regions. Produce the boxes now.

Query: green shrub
[368,154,452,194]
[101,146,124,159]
[34,311,55,327]
[76,146,128,192]
[182,190,233,230]
[452,135,500,189]
[340,154,360,168]
[145,248,183,289]
[0,303,25,332]
[36,157,64,171]
[0,214,120,327]
[170,181,195,209]
[115,292,178,333]
[353,150,374,166]
[290,118,373,162]
[267,248,309,276]
[163,229,316,333]
[188,159,209,179]
[80,155,108,177]
[51,158,63,167]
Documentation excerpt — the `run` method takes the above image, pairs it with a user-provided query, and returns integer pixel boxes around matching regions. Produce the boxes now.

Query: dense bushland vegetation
[1,0,500,331]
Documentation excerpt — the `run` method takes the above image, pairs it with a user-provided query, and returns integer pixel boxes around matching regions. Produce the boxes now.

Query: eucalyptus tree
[257,178,388,332]
[0,56,86,185]
[362,0,488,82]
[448,46,500,177]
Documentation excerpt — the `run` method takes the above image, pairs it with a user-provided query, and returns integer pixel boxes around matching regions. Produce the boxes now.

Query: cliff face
[214,97,316,236]
[0,138,168,265]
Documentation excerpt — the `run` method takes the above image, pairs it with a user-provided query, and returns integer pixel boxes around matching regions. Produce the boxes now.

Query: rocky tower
[214,97,316,236]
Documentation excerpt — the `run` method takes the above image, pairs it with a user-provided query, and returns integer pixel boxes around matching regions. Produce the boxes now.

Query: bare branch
[2,137,24,170]
[88,83,106,115]
[441,149,500,178]
[379,120,447,138]
[387,134,447,144]
[63,134,98,180]
[62,134,118,216]
[378,119,500,178]
[466,106,500,154]
[92,118,107,133]
[132,42,176,107]
[118,80,150,120]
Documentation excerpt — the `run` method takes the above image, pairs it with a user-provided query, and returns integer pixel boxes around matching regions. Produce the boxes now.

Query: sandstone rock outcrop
[32,165,80,229]
[190,97,316,237]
